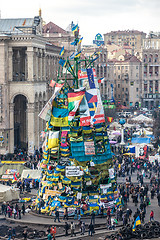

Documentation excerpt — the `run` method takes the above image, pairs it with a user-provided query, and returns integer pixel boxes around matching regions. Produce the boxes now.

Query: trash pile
[0,225,46,239]
[105,221,160,239]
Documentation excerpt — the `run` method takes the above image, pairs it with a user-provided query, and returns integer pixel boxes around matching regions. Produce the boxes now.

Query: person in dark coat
[88,222,94,236]
[64,222,69,236]
[22,204,25,215]
[54,209,60,222]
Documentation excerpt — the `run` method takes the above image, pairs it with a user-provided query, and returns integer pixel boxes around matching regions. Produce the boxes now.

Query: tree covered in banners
[33,24,121,216]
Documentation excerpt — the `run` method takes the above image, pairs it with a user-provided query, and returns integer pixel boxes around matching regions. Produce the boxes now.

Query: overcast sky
[1,0,160,44]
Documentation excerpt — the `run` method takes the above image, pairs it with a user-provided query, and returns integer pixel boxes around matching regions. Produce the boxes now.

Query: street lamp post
[119,118,126,147]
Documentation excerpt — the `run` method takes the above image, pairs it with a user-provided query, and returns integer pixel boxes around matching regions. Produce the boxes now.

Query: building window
[126,88,128,91]
[118,75,120,79]
[155,80,158,93]
[155,66,159,76]
[122,88,124,91]
[104,66,106,77]
[149,66,153,76]
[136,73,138,78]
[149,81,153,93]
[118,84,120,88]
[136,66,139,69]
[136,88,138,92]
[144,84,147,92]
[118,66,120,70]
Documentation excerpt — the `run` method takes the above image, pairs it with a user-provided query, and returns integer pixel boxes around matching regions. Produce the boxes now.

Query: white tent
[130,114,153,123]
[21,169,41,180]
[0,184,19,202]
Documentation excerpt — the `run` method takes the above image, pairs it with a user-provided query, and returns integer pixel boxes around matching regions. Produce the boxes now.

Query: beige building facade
[0,17,61,154]
[107,55,142,107]
[104,30,146,56]
[142,33,160,109]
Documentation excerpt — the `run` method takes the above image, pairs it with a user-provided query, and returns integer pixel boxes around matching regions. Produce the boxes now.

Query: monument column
[27,47,34,81]
[27,103,35,154]
[9,103,14,153]
[8,48,13,81]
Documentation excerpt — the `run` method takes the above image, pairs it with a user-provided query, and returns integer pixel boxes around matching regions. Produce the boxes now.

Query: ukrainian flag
[78,37,83,44]
[74,51,81,58]
[132,216,141,231]
[59,46,64,56]
[72,24,78,33]
[56,165,65,172]
[54,170,61,177]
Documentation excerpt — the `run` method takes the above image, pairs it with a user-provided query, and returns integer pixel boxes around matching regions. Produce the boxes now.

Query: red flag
[49,80,56,87]
[107,117,113,123]
[13,172,17,181]
[56,83,64,88]
[80,116,91,126]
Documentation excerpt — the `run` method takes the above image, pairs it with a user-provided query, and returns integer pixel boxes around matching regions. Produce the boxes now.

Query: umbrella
[112,131,121,136]
[109,141,117,144]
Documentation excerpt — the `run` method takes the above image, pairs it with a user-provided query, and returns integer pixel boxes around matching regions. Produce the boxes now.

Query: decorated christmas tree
[34,25,121,215]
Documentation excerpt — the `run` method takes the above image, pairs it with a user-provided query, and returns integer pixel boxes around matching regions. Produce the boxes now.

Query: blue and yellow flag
[75,51,81,58]
[59,46,64,56]
[78,37,83,44]
[50,107,69,127]
[72,24,79,33]
[59,59,66,67]
[132,216,141,231]
[115,197,122,208]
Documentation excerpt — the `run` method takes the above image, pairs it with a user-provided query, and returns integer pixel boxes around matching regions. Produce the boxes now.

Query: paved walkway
[3,170,160,239]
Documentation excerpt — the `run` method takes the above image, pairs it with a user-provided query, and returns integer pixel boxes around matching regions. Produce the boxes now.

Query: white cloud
[1,0,160,44]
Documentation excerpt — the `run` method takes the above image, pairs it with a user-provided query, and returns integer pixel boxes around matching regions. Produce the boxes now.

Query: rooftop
[43,22,67,34]
[0,17,41,35]
[104,30,146,36]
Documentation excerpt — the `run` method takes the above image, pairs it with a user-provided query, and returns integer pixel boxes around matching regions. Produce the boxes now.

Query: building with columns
[142,32,160,109]
[0,16,61,154]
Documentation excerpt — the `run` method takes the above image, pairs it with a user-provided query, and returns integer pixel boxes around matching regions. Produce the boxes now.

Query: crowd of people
[1,149,160,239]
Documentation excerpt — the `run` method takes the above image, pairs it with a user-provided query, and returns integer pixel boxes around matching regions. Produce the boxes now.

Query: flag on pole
[75,51,81,58]
[68,89,85,124]
[59,46,64,56]
[59,59,66,67]
[78,37,83,44]
[38,84,64,121]
[98,78,104,83]
[49,80,56,87]
[132,216,141,231]
[40,131,46,138]
[107,117,113,123]
[69,53,75,59]
[72,24,79,33]
[87,68,96,89]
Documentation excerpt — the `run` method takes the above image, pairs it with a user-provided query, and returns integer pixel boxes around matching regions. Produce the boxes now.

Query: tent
[0,164,29,177]
[0,184,19,202]
[21,170,41,180]
[129,114,153,123]
[131,137,151,144]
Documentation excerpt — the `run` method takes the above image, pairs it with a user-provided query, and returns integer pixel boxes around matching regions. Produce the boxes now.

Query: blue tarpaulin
[131,137,151,144]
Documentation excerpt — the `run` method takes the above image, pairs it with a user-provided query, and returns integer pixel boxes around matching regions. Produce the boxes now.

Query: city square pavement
[3,169,160,240]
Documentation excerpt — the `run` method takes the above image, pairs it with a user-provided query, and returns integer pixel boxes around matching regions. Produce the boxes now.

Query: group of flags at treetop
[39,67,105,127]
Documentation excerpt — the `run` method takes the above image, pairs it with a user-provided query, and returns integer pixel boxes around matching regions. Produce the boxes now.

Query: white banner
[100,183,112,189]
[100,200,115,209]
[65,166,80,177]
[109,168,115,179]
